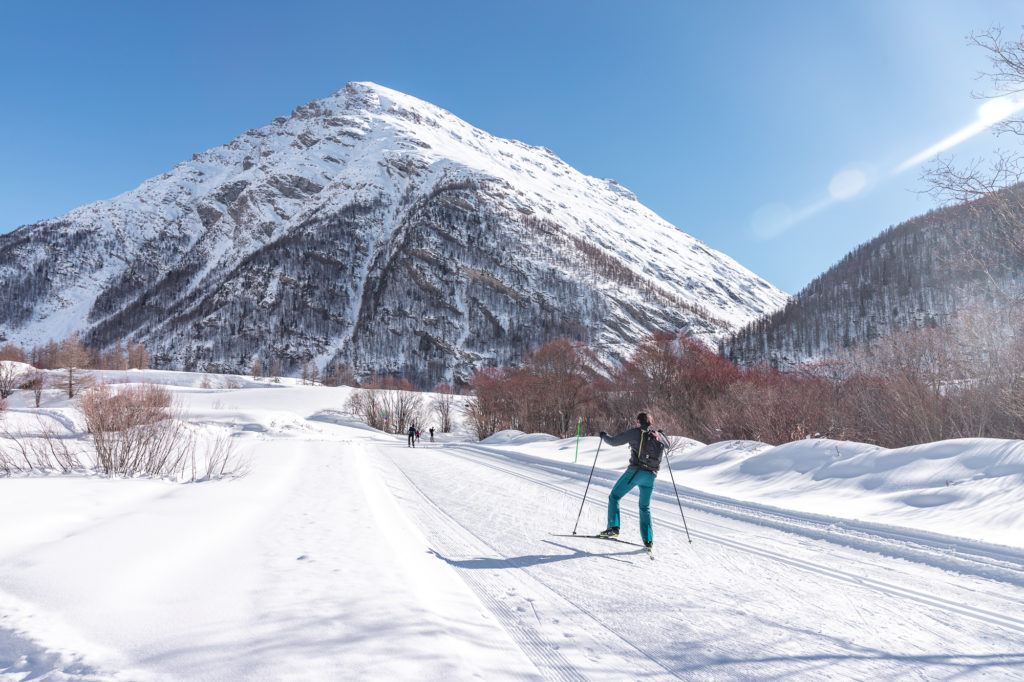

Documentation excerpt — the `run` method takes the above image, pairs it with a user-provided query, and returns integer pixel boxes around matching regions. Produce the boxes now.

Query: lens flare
[829,168,868,200]
[978,97,1017,124]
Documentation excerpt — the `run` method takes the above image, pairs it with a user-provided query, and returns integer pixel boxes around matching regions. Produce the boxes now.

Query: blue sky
[2,1,1023,294]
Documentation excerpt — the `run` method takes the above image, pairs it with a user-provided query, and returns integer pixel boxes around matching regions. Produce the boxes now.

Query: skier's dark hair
[637,413,651,428]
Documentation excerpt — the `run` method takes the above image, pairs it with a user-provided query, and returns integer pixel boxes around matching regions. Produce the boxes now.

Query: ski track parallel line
[442,445,1024,637]
[378,448,688,681]
[455,443,1024,577]
[375,451,586,682]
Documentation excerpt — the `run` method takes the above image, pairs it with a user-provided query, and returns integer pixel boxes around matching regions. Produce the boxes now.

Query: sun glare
[978,97,1019,125]
[893,97,1024,175]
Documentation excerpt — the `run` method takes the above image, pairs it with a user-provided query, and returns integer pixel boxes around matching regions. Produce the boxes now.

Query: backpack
[636,427,665,472]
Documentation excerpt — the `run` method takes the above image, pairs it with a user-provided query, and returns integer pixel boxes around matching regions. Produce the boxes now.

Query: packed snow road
[377,441,1024,680]
[2,386,1024,681]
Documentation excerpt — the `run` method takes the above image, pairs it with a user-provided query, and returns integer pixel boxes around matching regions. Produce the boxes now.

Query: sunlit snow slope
[0,82,788,384]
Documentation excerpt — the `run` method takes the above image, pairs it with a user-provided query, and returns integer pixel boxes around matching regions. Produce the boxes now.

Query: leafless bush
[0,362,23,399]
[199,430,247,477]
[2,384,244,482]
[466,340,598,439]
[78,383,196,477]
[378,386,425,435]
[346,388,386,431]
[461,395,501,441]
[32,415,82,472]
[191,429,246,482]
[346,381,426,434]
[0,415,84,475]
[0,423,33,473]
[432,383,456,433]
[25,370,46,407]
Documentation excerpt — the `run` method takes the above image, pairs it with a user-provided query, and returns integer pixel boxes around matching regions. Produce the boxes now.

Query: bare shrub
[0,362,23,399]
[465,340,597,439]
[32,415,82,472]
[201,431,245,480]
[466,368,516,438]
[0,422,33,473]
[3,383,242,482]
[461,394,501,441]
[0,343,26,362]
[186,429,246,482]
[78,383,196,477]
[347,379,425,434]
[25,370,46,408]
[377,379,425,435]
[346,389,386,430]
[0,415,84,475]
[432,383,456,433]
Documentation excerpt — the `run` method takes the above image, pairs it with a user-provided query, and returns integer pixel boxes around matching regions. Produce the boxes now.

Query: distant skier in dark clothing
[597,412,665,549]
[408,426,416,448]
[429,427,435,442]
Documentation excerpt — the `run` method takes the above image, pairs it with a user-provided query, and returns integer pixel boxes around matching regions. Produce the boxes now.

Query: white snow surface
[2,369,1024,680]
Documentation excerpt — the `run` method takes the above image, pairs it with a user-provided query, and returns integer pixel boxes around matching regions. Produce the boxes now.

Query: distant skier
[597,412,665,550]
[408,425,416,448]
[429,427,435,442]
[415,429,420,443]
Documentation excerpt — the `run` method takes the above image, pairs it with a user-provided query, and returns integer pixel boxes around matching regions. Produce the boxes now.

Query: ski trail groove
[376,448,686,681]
[443,444,1024,638]
[451,444,1024,585]
[376,452,584,682]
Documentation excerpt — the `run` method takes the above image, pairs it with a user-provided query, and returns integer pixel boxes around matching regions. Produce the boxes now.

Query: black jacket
[600,427,662,473]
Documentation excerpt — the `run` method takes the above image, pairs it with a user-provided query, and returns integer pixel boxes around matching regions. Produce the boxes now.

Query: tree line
[464,320,1024,449]
[0,333,151,372]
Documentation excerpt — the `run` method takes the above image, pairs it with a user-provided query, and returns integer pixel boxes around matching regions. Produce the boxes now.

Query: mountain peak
[0,84,788,384]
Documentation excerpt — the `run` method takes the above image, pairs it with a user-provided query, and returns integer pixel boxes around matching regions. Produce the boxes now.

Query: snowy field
[2,368,1024,680]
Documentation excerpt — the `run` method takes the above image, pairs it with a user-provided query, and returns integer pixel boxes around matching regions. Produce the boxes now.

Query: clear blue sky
[2,0,1023,294]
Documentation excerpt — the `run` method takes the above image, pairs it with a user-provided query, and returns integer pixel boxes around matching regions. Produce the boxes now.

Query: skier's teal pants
[608,468,656,543]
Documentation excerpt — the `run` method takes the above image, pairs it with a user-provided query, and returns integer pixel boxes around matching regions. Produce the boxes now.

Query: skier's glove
[599,431,607,439]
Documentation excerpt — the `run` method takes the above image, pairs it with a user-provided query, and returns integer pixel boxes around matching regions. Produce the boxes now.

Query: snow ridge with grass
[2,369,1024,679]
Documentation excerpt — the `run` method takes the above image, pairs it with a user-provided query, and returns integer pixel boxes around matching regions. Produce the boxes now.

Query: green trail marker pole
[573,417,582,463]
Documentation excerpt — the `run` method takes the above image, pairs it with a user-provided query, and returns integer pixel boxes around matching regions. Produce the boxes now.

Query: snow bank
[480,429,559,445]
[659,437,1024,548]
[488,430,1024,548]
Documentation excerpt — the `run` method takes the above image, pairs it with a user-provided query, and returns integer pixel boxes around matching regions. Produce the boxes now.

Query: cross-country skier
[597,412,664,550]
[407,425,416,448]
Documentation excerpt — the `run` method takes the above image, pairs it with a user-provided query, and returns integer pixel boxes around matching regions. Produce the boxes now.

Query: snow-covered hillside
[0,83,788,385]
[2,371,1023,679]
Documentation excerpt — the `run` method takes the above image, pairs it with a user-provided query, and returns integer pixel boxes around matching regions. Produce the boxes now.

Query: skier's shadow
[429,540,637,569]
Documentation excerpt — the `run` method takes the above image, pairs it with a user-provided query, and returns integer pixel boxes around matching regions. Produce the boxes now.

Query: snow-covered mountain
[0,82,788,385]
[726,191,1024,369]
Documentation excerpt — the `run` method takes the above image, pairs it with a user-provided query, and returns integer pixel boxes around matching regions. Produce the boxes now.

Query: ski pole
[663,443,693,544]
[572,417,582,464]
[571,436,602,535]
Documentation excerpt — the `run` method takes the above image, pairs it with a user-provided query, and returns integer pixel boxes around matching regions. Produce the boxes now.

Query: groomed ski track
[374,439,1024,680]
